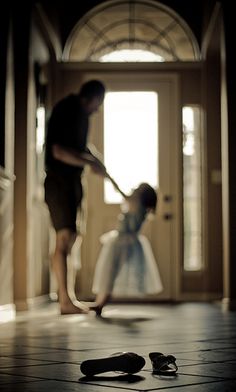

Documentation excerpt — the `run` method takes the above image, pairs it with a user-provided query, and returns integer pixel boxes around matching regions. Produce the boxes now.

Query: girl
[90,182,163,315]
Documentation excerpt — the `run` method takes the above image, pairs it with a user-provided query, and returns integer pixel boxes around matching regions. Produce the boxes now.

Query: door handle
[163,195,172,202]
[163,213,173,220]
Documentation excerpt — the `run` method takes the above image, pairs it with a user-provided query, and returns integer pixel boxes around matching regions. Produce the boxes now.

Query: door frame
[53,63,183,300]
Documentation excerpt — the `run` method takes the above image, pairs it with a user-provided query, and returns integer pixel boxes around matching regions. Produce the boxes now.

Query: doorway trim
[54,64,182,300]
[52,62,204,301]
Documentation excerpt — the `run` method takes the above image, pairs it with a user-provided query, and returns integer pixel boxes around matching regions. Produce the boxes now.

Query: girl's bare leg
[89,293,111,316]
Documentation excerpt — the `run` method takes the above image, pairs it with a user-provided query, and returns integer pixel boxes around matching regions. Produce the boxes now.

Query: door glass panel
[100,49,164,62]
[104,91,158,203]
[182,106,203,271]
[36,106,46,185]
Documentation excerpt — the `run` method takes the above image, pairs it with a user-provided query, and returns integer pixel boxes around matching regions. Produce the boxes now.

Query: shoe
[149,352,178,375]
[80,352,145,376]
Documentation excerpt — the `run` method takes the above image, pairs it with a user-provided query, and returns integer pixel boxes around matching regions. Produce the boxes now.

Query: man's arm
[53,144,127,197]
[85,144,128,197]
[83,144,107,172]
[52,144,106,176]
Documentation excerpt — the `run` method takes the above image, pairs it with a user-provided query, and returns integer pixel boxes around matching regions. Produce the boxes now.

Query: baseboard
[14,299,29,311]
[82,293,222,303]
[176,292,223,302]
[81,297,176,304]
[0,303,16,323]
[222,297,236,311]
[15,295,52,311]
[27,294,52,309]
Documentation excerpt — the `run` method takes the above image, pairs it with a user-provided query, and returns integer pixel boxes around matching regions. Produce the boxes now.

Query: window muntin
[182,106,203,271]
[65,0,200,62]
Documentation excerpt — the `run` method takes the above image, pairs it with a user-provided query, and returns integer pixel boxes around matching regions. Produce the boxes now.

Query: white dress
[92,208,163,297]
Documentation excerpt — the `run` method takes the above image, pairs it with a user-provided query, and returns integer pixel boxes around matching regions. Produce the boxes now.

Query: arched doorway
[49,0,204,301]
[63,0,200,62]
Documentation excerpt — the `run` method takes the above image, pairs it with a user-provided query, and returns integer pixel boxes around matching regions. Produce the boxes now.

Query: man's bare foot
[60,300,89,315]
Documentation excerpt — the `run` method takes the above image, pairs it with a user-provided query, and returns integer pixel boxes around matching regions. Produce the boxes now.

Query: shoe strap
[152,354,177,372]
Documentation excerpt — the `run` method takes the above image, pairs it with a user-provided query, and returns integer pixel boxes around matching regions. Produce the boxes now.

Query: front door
[77,72,180,300]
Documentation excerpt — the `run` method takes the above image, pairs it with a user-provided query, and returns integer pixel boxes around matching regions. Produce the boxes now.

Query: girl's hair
[138,183,158,211]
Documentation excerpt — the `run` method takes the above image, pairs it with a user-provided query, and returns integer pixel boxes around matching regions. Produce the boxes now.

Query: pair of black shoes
[80,351,178,377]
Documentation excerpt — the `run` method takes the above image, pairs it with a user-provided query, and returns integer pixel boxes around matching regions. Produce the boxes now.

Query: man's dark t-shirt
[45,94,89,177]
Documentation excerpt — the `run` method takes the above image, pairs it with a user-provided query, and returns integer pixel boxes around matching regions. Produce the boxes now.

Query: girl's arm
[105,173,128,199]
[87,144,128,198]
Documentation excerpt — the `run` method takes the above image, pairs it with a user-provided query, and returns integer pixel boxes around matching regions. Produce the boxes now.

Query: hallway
[0,303,236,391]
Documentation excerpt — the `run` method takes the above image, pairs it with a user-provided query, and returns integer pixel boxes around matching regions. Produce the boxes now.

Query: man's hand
[52,144,107,176]
[90,159,107,177]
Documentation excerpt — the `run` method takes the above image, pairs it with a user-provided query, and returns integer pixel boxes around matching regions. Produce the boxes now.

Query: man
[44,80,107,314]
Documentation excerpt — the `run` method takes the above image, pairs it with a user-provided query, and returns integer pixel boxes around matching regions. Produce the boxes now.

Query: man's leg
[52,228,88,314]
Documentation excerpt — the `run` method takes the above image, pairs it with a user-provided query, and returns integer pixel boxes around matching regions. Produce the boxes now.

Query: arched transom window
[63,0,200,62]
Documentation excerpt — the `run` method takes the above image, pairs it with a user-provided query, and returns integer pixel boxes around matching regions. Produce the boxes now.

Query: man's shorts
[44,171,83,232]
